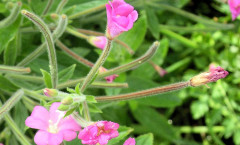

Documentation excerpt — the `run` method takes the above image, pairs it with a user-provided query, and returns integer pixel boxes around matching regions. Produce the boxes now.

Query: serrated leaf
[108,126,134,145]
[88,103,102,113]
[86,95,97,103]
[146,7,159,39]
[59,64,76,83]
[40,69,52,88]
[136,133,154,145]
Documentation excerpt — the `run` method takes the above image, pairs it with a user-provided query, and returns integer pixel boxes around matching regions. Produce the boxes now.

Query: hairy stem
[0,65,31,74]
[42,0,54,16]
[56,0,69,14]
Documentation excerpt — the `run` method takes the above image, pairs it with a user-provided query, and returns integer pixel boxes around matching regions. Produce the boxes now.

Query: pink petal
[98,134,110,145]
[34,130,49,145]
[49,102,62,123]
[62,130,77,141]
[130,10,138,22]
[25,117,48,130]
[58,116,81,131]
[31,106,50,121]
[49,132,64,145]
[110,130,119,138]
[112,16,129,28]
[106,4,113,25]
[111,0,126,9]
[115,4,134,16]
[123,137,136,145]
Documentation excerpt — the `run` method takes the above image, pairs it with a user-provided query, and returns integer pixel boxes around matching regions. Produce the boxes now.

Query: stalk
[0,65,30,74]
[56,0,69,14]
[42,0,54,15]
[95,82,190,102]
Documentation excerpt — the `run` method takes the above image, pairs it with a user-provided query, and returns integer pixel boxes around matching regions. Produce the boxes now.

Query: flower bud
[43,88,58,97]
[61,96,73,105]
[58,104,69,111]
[190,66,229,87]
[88,36,107,50]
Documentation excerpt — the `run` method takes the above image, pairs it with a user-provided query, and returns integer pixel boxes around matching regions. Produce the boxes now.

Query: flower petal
[123,137,136,145]
[99,134,110,145]
[34,130,49,145]
[115,4,134,16]
[49,102,63,123]
[62,130,77,141]
[31,106,49,121]
[25,117,48,130]
[58,116,81,131]
[49,132,64,145]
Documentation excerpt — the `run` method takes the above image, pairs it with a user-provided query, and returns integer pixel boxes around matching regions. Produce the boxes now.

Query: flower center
[48,120,59,133]
[97,126,110,136]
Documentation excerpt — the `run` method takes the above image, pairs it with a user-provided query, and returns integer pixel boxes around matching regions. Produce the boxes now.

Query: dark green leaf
[146,7,159,39]
[40,69,52,88]
[136,133,154,145]
[59,64,76,83]
[108,126,134,145]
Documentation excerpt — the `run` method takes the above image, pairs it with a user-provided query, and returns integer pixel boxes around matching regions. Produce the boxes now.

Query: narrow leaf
[59,64,76,83]
[41,69,52,88]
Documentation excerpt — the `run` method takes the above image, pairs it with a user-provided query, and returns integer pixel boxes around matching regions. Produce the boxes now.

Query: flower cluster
[228,0,240,20]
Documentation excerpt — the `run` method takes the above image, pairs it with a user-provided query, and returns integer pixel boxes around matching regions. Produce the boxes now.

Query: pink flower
[25,103,81,145]
[228,0,240,20]
[123,137,135,145]
[0,143,3,145]
[78,121,119,145]
[190,66,229,87]
[99,67,119,83]
[88,36,107,50]
[106,0,138,39]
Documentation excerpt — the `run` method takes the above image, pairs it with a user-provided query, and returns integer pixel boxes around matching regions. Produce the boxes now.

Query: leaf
[13,101,28,131]
[86,95,97,103]
[88,103,102,113]
[145,7,159,39]
[4,34,18,65]
[0,75,19,92]
[64,107,76,118]
[136,133,154,145]
[58,64,76,83]
[234,130,240,145]
[108,126,134,145]
[0,15,21,54]
[75,83,81,94]
[131,105,178,141]
[151,38,169,66]
[40,69,52,88]
[122,76,181,108]
[191,100,209,119]
[117,12,147,51]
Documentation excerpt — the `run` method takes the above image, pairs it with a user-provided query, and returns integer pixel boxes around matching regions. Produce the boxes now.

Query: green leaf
[4,34,18,65]
[151,38,169,66]
[64,107,76,118]
[0,15,21,54]
[234,130,240,145]
[108,126,134,145]
[117,13,147,51]
[40,69,52,88]
[59,64,76,83]
[145,7,159,39]
[88,103,102,113]
[0,75,19,92]
[122,76,181,108]
[191,100,209,119]
[136,133,154,145]
[75,83,81,94]
[86,95,97,103]
[131,105,178,141]
[13,101,28,131]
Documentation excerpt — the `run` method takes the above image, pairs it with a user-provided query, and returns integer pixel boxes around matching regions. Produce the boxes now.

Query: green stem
[56,0,69,14]
[88,81,128,88]
[0,89,24,120]
[17,14,67,67]
[0,65,30,74]
[72,112,91,127]
[23,89,54,101]
[0,2,22,28]
[147,2,234,30]
[69,4,105,19]
[42,0,54,16]
[178,126,225,134]
[97,41,159,78]
[159,29,198,49]
[66,27,89,39]
[95,81,190,102]
[6,74,43,83]
[159,24,223,32]
[4,114,31,145]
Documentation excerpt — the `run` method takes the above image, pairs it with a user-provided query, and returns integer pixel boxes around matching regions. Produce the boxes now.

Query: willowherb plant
[0,0,234,145]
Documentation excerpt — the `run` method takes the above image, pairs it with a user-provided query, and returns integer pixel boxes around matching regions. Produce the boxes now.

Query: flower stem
[95,81,190,102]
[72,112,92,127]
[0,2,22,28]
[0,89,24,120]
[21,10,61,88]
[56,0,69,14]
[178,126,225,134]
[0,65,31,74]
[98,41,159,78]
[42,0,54,16]
[69,4,105,19]
[66,27,89,39]
[17,14,67,67]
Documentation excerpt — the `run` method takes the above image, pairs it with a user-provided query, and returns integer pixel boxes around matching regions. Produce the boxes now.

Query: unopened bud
[58,104,69,111]
[88,36,107,50]
[190,66,228,87]
[61,96,73,105]
[43,88,58,97]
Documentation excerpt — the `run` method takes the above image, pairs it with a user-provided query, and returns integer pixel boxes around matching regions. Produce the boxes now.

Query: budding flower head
[61,96,73,105]
[190,66,229,87]
[43,88,58,97]
[88,36,107,50]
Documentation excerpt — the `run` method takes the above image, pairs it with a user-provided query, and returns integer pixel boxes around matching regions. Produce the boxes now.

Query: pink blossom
[99,67,119,83]
[106,0,138,39]
[78,121,119,145]
[25,103,81,145]
[228,0,240,20]
[0,143,3,145]
[190,66,229,87]
[123,137,135,145]
[88,36,107,50]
